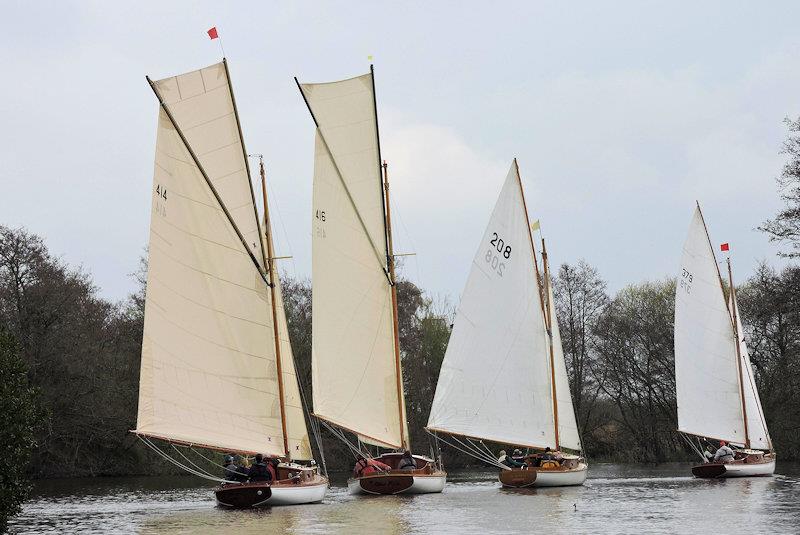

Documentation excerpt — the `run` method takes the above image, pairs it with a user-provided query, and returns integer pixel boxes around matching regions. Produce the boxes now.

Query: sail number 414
[486,232,511,277]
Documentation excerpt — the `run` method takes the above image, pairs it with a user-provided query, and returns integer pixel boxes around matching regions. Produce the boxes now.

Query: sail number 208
[485,232,511,277]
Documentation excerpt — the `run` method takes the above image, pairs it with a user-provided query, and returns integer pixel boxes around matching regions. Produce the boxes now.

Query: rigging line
[191,447,235,471]
[294,77,391,285]
[426,430,508,470]
[452,435,500,465]
[172,444,218,478]
[146,76,271,289]
[138,436,227,483]
[320,421,367,459]
[679,432,706,462]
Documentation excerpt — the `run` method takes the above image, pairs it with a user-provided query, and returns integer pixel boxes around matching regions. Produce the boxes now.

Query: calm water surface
[9,463,800,534]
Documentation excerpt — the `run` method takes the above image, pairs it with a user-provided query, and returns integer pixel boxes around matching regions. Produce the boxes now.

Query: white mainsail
[298,73,406,449]
[675,206,748,445]
[427,163,557,448]
[136,62,311,458]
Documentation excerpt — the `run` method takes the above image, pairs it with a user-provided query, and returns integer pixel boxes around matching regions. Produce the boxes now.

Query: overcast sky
[2,1,797,303]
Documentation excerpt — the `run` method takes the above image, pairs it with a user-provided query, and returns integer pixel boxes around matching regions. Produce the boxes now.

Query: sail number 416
[486,232,511,277]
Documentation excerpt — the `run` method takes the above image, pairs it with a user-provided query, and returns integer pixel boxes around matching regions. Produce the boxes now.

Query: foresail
[299,74,403,448]
[273,274,313,460]
[674,207,746,445]
[732,296,772,450]
[135,108,284,456]
[153,61,265,270]
[548,283,582,451]
[427,163,556,449]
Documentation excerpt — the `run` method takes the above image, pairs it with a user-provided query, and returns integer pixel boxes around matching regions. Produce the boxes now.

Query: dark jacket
[398,455,416,470]
[223,462,242,481]
[501,455,526,468]
[248,461,272,482]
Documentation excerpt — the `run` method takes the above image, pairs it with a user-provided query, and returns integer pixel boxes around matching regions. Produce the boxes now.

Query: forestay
[674,207,747,445]
[427,163,556,448]
[298,73,405,449]
[135,108,285,456]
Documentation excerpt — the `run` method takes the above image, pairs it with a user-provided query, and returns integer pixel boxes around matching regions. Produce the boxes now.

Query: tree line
[2,117,800,529]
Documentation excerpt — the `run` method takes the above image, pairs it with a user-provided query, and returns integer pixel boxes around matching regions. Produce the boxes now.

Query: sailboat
[133,60,328,507]
[426,160,587,488]
[674,204,775,478]
[295,67,446,495]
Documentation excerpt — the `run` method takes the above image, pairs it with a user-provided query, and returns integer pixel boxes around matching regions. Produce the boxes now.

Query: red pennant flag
[207,27,218,40]
[720,243,729,252]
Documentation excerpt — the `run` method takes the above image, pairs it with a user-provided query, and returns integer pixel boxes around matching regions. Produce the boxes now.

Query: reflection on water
[9,464,800,534]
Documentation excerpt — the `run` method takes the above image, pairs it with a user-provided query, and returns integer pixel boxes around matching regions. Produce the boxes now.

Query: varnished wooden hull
[348,471,447,495]
[215,475,328,507]
[692,451,775,478]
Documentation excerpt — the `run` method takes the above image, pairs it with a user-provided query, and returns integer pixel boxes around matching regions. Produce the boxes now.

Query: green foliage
[0,331,41,532]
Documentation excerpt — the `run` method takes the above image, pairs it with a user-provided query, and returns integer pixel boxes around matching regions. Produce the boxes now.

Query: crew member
[713,441,735,463]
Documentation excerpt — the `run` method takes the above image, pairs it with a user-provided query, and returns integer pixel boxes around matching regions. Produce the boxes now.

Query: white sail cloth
[675,206,754,446]
[299,73,406,449]
[136,62,311,458]
[427,163,557,448]
[732,296,772,450]
[135,108,284,455]
[547,283,582,451]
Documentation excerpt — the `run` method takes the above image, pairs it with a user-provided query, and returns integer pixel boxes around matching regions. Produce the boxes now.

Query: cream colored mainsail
[427,163,556,448]
[675,206,747,445]
[136,61,312,459]
[298,73,406,449]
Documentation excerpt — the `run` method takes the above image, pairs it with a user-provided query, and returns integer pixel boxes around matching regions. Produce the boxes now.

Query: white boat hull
[348,473,446,495]
[499,463,588,488]
[692,451,776,478]
[215,478,328,507]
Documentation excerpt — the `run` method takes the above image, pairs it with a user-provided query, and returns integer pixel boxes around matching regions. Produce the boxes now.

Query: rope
[425,429,508,470]
[321,421,369,459]
[138,436,228,483]
[172,444,218,478]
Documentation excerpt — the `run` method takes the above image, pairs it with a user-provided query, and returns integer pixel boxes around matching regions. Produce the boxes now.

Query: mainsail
[135,61,311,458]
[427,162,559,448]
[674,205,769,448]
[297,71,407,450]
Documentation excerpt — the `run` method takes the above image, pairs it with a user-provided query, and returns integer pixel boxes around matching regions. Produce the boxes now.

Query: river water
[9,463,800,534]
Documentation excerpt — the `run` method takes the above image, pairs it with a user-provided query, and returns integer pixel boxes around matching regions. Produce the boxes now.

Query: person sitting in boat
[248,453,273,482]
[703,445,715,463]
[353,455,392,477]
[223,455,243,482]
[498,449,526,468]
[398,450,416,471]
[713,441,735,463]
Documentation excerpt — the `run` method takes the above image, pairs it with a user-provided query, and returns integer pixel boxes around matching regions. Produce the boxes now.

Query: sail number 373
[679,268,693,294]
[486,232,511,277]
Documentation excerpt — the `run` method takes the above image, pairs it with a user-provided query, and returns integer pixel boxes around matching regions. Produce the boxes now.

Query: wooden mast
[541,238,561,451]
[258,156,290,459]
[727,257,750,449]
[383,160,409,451]
[512,159,559,451]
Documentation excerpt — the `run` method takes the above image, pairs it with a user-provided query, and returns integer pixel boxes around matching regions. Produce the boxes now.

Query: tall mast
[258,156,290,459]
[512,159,558,450]
[727,257,750,449]
[541,238,560,451]
[383,160,409,451]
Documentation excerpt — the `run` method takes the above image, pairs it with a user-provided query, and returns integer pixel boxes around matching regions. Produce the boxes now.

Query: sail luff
[145,76,268,287]
[259,158,290,458]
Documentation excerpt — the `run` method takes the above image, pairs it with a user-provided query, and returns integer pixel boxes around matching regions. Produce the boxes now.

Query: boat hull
[499,463,588,488]
[215,476,328,507]
[348,471,447,495]
[692,452,776,479]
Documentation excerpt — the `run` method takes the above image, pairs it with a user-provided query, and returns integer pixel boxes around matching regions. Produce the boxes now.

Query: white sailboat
[133,60,328,507]
[426,160,587,488]
[295,67,446,495]
[675,204,775,478]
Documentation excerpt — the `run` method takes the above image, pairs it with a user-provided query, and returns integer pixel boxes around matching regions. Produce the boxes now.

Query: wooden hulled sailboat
[295,67,446,495]
[426,161,587,488]
[133,60,328,507]
[675,205,775,478]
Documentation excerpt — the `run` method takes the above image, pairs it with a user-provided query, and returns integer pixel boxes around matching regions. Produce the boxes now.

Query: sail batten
[299,72,404,448]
